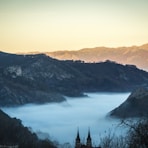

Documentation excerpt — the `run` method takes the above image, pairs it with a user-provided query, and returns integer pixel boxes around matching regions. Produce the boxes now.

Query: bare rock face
[110,88,148,118]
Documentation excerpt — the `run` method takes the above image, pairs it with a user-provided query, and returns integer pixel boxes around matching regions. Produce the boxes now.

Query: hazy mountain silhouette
[44,43,148,71]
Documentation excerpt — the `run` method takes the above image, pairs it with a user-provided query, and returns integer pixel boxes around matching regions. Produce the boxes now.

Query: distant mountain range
[0,51,148,106]
[30,43,148,71]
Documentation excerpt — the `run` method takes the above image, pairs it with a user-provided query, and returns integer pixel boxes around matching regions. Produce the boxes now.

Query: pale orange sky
[0,0,148,53]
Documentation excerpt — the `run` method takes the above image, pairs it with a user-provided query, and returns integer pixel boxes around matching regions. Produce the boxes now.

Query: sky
[0,0,148,53]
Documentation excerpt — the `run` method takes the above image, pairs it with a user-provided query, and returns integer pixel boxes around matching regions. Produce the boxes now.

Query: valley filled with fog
[2,93,130,146]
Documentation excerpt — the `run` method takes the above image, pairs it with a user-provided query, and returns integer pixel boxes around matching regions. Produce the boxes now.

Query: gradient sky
[0,0,148,53]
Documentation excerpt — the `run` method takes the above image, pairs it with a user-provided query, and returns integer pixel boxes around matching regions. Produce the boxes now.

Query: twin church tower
[75,129,92,148]
[75,129,101,148]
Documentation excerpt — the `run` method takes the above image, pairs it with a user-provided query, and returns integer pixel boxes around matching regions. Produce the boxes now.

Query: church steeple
[86,128,92,148]
[75,128,81,148]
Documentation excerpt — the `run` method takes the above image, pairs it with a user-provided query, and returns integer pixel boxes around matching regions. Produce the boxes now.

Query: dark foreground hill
[110,87,148,118]
[0,109,56,148]
[0,51,148,106]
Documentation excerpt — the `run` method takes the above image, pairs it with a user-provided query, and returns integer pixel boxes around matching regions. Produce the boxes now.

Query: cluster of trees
[99,119,148,148]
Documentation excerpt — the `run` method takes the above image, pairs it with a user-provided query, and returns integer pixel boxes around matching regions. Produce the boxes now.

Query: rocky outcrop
[1,51,148,106]
[110,88,148,118]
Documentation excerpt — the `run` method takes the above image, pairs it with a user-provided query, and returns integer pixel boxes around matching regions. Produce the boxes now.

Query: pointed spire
[75,127,81,148]
[87,127,91,139]
[87,127,92,147]
[76,127,80,140]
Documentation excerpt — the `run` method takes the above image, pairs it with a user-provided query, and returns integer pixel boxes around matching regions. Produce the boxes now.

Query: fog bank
[2,92,130,146]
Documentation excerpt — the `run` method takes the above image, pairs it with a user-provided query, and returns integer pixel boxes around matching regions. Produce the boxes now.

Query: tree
[125,119,148,148]
[99,132,127,148]
[99,119,148,148]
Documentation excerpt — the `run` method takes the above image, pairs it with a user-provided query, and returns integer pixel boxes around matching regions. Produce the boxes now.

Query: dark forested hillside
[0,51,148,106]
[0,109,56,148]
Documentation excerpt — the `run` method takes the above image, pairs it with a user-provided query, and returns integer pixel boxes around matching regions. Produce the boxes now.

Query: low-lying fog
[2,92,130,146]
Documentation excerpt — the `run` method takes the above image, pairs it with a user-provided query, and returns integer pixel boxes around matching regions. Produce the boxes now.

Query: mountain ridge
[21,43,148,71]
[0,51,148,106]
